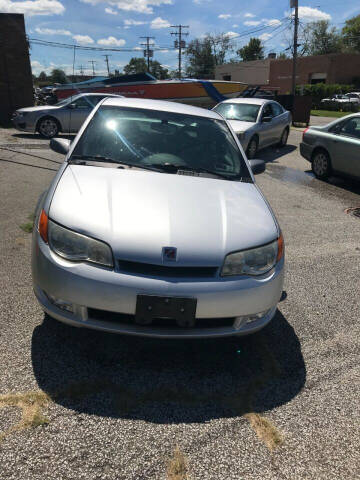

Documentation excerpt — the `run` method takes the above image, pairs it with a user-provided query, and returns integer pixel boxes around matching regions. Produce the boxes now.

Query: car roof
[217,98,271,106]
[78,92,122,97]
[101,97,223,120]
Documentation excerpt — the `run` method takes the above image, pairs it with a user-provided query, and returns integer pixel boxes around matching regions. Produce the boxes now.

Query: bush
[296,83,355,108]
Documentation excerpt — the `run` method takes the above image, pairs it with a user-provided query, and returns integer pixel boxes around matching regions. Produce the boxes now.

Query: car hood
[49,166,278,266]
[17,106,60,113]
[228,120,255,133]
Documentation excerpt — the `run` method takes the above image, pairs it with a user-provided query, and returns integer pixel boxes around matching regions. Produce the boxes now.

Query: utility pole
[171,25,189,79]
[103,54,111,76]
[140,36,155,72]
[291,0,299,96]
[78,65,84,76]
[88,60,96,76]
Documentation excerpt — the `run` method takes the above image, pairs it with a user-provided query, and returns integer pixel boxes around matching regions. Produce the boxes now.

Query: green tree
[278,52,288,59]
[50,68,67,84]
[342,15,360,52]
[302,21,342,55]
[186,33,233,77]
[237,38,264,61]
[38,71,47,81]
[123,57,169,79]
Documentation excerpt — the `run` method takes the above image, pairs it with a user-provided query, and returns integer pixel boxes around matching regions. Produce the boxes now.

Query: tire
[278,127,289,147]
[37,116,60,139]
[246,136,258,159]
[312,149,332,180]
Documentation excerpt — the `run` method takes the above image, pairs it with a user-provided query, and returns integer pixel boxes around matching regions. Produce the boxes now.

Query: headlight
[48,220,113,268]
[221,235,284,277]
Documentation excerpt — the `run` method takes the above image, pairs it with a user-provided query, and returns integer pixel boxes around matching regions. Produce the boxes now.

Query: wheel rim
[248,139,257,158]
[39,119,57,137]
[313,153,328,176]
[282,129,288,144]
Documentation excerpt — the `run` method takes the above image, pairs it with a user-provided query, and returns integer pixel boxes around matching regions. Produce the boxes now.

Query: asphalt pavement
[0,121,359,479]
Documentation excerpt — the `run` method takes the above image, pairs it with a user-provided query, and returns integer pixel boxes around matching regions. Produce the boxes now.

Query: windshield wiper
[69,155,161,172]
[148,163,237,180]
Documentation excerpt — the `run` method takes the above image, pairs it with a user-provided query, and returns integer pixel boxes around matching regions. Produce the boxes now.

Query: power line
[170,25,189,79]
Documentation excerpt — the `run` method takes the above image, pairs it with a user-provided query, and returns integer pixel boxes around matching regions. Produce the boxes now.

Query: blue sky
[1,0,359,76]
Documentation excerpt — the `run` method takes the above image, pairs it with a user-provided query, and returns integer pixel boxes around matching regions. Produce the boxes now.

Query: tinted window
[71,106,250,180]
[262,104,273,118]
[214,103,260,122]
[73,96,92,108]
[338,117,360,140]
[270,102,283,117]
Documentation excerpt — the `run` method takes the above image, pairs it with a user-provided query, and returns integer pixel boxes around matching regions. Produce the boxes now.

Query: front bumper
[11,116,34,132]
[32,234,284,338]
[300,142,313,162]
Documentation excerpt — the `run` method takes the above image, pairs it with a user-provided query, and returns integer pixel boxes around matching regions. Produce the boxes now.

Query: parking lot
[0,119,359,479]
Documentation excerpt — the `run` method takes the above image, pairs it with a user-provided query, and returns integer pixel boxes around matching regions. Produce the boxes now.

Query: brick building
[215,53,360,94]
[0,13,33,125]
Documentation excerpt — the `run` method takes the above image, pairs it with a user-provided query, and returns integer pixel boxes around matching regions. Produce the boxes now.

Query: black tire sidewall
[247,136,258,159]
[38,117,59,139]
[312,150,331,179]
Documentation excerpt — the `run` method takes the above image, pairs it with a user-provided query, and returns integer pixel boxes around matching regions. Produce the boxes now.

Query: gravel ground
[0,123,359,479]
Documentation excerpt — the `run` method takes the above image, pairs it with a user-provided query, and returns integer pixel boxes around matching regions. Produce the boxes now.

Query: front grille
[117,260,218,278]
[88,308,235,329]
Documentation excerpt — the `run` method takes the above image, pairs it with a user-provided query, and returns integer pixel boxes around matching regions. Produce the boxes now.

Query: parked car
[320,94,359,105]
[12,93,123,138]
[32,97,285,338]
[213,98,292,159]
[300,113,360,180]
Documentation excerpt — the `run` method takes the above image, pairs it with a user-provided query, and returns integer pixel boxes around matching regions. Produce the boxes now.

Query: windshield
[214,103,260,123]
[70,106,250,180]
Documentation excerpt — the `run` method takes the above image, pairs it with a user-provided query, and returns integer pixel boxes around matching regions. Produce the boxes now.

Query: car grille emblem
[162,247,177,262]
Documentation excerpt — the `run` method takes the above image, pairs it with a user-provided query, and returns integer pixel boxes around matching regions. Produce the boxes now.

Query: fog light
[233,309,270,330]
[46,293,74,313]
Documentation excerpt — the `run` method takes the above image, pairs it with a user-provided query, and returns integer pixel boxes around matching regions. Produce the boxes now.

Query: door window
[338,117,360,140]
[261,104,273,119]
[72,96,92,108]
[270,102,283,117]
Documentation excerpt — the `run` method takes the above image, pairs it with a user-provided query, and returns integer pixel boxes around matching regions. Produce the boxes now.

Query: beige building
[215,58,271,86]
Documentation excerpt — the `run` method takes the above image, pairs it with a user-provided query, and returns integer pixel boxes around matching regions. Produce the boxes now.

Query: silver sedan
[32,97,284,338]
[11,93,122,139]
[213,98,292,158]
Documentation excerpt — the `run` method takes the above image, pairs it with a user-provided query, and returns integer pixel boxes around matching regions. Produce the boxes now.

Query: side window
[262,104,273,119]
[73,97,92,108]
[338,117,360,140]
[270,102,283,117]
[89,96,106,106]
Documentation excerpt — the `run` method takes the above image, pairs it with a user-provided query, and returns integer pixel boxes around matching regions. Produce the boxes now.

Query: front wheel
[38,117,59,139]
[312,150,331,179]
[246,136,258,159]
[278,128,289,147]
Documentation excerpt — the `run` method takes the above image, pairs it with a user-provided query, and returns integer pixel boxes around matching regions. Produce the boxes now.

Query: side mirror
[50,138,71,155]
[262,116,272,123]
[249,159,266,175]
[68,103,76,109]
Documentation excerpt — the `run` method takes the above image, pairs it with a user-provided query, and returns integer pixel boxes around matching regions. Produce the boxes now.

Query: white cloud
[266,18,281,27]
[35,26,71,35]
[218,14,231,19]
[225,31,238,39]
[244,20,261,26]
[244,13,255,18]
[150,16,170,29]
[97,36,126,46]
[232,24,238,28]
[133,46,142,50]
[297,6,331,21]
[73,34,94,44]
[157,49,169,53]
[259,33,272,41]
[105,7,117,14]
[0,0,65,16]
[80,0,172,15]
[124,19,147,25]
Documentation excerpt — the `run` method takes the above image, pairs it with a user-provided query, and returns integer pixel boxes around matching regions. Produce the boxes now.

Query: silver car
[300,113,360,180]
[213,98,292,159]
[32,97,285,338]
[12,93,122,139]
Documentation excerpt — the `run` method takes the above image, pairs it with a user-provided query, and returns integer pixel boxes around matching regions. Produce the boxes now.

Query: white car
[213,98,292,159]
[32,97,285,338]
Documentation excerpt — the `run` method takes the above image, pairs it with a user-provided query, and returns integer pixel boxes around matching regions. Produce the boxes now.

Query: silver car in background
[213,98,292,159]
[12,93,122,138]
[32,97,284,338]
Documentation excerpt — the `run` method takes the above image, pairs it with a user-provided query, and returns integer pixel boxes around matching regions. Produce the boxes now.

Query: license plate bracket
[135,295,197,327]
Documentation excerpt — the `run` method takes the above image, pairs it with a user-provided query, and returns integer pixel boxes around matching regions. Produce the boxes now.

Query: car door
[258,103,275,148]
[69,96,94,132]
[269,102,285,144]
[328,116,360,177]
